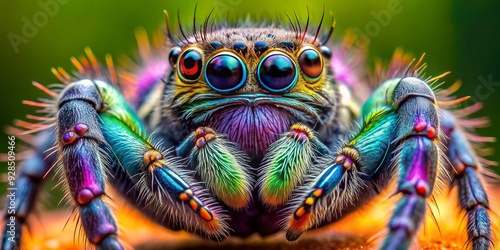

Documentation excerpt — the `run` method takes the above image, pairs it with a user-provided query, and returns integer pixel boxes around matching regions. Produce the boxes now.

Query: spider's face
[168,27,336,158]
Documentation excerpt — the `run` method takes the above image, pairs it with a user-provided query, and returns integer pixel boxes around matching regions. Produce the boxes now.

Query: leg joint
[59,79,102,110]
[392,77,436,108]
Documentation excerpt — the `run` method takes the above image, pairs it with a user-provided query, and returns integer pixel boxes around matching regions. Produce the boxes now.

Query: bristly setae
[1,5,498,250]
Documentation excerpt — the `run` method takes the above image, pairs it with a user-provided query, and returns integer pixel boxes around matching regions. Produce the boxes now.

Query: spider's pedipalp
[185,127,253,209]
[258,123,321,207]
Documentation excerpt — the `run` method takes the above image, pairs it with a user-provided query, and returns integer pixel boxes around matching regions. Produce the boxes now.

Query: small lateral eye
[169,47,182,67]
[319,45,331,59]
[178,49,203,81]
[298,47,323,82]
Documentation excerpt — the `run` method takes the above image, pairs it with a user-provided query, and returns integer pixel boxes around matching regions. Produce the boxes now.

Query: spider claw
[287,162,347,240]
[149,166,214,221]
[286,230,302,242]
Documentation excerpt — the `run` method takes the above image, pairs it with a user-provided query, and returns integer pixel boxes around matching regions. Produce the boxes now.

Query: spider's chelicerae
[2,8,498,250]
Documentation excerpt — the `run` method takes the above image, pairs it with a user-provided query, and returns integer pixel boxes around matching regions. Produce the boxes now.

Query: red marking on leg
[74,123,88,136]
[189,199,199,211]
[312,188,323,198]
[77,188,95,205]
[414,120,427,132]
[199,213,226,236]
[454,161,466,175]
[427,125,436,139]
[179,193,189,201]
[415,180,429,196]
[294,206,306,219]
[63,131,77,145]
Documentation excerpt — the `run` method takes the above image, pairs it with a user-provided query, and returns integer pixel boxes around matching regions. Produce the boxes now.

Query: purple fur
[208,105,293,158]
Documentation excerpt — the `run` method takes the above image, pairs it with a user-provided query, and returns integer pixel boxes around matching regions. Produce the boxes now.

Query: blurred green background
[0,0,499,197]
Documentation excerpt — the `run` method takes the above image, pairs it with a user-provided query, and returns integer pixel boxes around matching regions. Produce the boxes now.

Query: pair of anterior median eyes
[168,45,325,93]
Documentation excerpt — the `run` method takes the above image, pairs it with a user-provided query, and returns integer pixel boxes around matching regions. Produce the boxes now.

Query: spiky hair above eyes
[163,4,336,48]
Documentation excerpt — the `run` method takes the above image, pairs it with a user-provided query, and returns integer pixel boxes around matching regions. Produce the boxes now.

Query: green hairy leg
[259,123,330,206]
[184,127,253,209]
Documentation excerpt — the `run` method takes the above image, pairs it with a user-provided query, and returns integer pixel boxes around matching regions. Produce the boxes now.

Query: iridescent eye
[178,49,202,81]
[204,53,247,92]
[298,47,323,81]
[257,52,298,92]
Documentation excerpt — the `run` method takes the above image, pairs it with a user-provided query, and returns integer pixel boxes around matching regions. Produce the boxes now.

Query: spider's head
[167,24,337,158]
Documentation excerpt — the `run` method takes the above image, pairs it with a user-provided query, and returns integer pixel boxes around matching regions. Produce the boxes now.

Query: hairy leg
[56,80,123,249]
[283,77,447,250]
[85,79,230,241]
[441,110,493,249]
[284,102,397,241]
[176,127,252,209]
[378,78,443,249]
[49,78,231,248]
[1,132,55,250]
[258,123,331,207]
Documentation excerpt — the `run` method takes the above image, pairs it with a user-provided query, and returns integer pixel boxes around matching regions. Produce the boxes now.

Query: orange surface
[7,182,499,250]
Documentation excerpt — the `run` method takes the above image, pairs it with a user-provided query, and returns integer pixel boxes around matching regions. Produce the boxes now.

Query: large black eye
[299,47,323,81]
[257,52,298,92]
[204,53,247,92]
[178,49,202,81]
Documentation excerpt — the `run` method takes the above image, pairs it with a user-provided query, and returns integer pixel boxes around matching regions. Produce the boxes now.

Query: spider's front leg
[377,77,442,249]
[1,132,56,250]
[55,79,227,248]
[441,110,492,249]
[56,80,123,249]
[284,77,443,249]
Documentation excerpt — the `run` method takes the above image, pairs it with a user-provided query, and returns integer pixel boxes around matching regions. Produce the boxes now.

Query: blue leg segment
[286,102,398,241]
[99,115,218,224]
[292,162,345,222]
[1,131,56,250]
[441,110,492,249]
